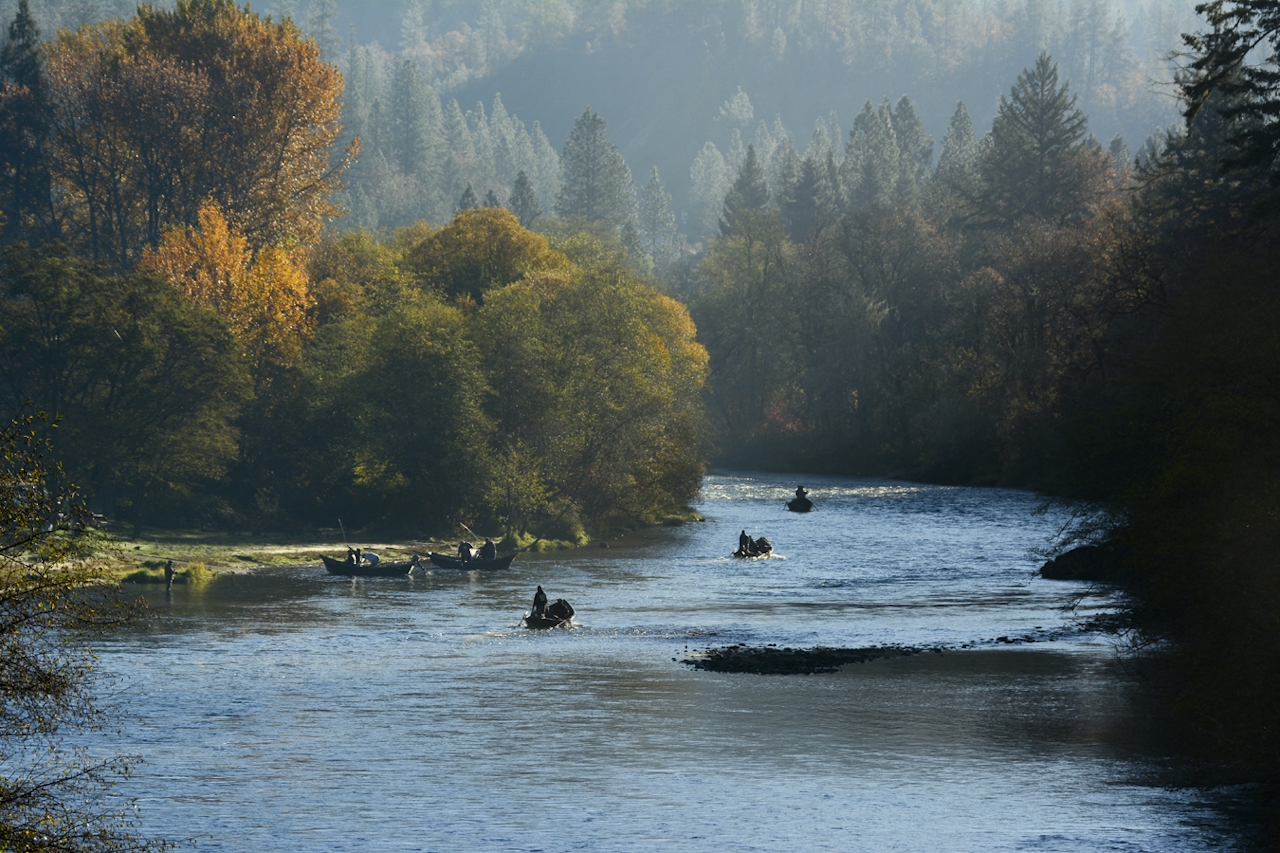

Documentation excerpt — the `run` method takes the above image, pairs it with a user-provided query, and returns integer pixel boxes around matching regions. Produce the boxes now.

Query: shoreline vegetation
[95,507,705,582]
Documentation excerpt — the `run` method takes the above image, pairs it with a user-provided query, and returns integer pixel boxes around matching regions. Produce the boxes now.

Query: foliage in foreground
[0,411,161,852]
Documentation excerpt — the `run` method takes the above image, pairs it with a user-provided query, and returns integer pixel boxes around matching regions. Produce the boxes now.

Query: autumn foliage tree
[44,0,353,266]
[141,201,314,377]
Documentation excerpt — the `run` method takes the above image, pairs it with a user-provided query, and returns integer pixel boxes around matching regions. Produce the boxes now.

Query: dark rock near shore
[1040,544,1124,582]
[682,644,920,674]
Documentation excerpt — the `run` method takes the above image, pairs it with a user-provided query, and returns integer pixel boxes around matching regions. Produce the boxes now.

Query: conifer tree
[690,141,730,239]
[0,0,53,244]
[456,182,478,213]
[976,53,1106,225]
[508,169,541,227]
[555,107,636,236]
[637,166,680,269]
[781,150,837,241]
[935,101,979,191]
[720,143,770,235]
[841,99,900,210]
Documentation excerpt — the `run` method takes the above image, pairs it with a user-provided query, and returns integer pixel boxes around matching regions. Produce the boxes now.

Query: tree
[781,150,837,242]
[0,244,249,532]
[554,107,636,237]
[456,182,478,212]
[637,166,681,269]
[1184,0,1280,208]
[140,201,314,378]
[0,410,164,853]
[689,141,730,239]
[976,53,1111,226]
[719,143,770,236]
[0,0,54,245]
[405,206,573,302]
[475,237,707,524]
[841,99,900,210]
[508,169,541,227]
[935,101,979,193]
[44,0,355,263]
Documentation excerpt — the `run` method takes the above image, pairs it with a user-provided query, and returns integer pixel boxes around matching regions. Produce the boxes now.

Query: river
[98,471,1254,851]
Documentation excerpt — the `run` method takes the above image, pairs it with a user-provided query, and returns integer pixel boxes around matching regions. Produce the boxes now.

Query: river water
[99,471,1253,851]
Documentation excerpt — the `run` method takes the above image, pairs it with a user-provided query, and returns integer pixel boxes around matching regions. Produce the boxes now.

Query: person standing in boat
[739,529,752,553]
[479,538,496,560]
[457,541,474,562]
[532,585,548,617]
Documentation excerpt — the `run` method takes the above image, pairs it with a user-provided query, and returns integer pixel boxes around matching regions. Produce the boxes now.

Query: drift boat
[427,551,517,570]
[321,554,420,577]
[524,598,574,629]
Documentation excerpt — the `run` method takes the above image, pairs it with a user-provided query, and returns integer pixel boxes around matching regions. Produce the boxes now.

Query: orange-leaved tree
[141,200,313,376]
[45,0,353,266]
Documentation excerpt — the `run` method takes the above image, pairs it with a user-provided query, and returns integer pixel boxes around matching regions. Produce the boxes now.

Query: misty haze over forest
[2,0,1197,229]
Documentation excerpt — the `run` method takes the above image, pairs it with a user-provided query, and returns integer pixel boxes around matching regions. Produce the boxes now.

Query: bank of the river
[92,506,706,580]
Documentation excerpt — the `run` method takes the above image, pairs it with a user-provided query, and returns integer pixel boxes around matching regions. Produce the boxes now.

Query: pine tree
[842,99,899,210]
[0,0,53,244]
[719,143,770,235]
[690,141,730,239]
[976,53,1107,225]
[935,101,978,191]
[306,0,340,59]
[554,107,636,236]
[781,150,837,241]
[638,166,680,269]
[456,182,478,213]
[508,170,541,227]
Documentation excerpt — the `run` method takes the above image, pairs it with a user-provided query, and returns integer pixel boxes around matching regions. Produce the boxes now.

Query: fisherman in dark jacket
[532,585,548,617]
[479,538,496,560]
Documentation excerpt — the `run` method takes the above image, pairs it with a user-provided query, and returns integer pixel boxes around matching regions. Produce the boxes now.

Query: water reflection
[100,472,1256,851]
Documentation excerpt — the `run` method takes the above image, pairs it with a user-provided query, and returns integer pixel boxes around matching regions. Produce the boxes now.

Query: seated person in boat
[479,538,497,560]
[795,486,808,500]
[457,541,474,561]
[362,551,381,566]
[532,585,548,617]
[753,536,772,555]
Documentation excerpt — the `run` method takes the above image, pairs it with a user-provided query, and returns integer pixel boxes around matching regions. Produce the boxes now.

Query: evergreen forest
[2,0,1280,835]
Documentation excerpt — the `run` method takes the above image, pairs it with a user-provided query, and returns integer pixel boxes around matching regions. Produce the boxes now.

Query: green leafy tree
[554,107,636,237]
[0,245,250,529]
[0,410,163,852]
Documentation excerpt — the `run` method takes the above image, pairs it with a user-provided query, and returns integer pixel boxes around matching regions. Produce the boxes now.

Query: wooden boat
[321,553,419,577]
[524,599,574,629]
[787,495,814,512]
[426,551,517,571]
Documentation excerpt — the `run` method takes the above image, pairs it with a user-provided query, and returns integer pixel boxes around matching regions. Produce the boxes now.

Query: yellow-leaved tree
[141,200,313,377]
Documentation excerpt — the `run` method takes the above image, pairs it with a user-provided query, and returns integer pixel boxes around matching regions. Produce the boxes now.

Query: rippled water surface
[100,472,1249,851]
